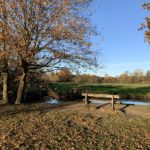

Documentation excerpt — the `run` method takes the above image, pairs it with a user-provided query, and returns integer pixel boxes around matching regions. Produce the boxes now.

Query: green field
[52,83,150,100]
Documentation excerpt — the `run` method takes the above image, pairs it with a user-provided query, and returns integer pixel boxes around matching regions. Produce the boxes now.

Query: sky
[91,0,150,76]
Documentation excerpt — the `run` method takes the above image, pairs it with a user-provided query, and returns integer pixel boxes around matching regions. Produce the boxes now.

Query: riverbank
[52,82,150,100]
[0,102,150,149]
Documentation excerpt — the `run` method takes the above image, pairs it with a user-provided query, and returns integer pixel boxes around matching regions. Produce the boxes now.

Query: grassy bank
[52,83,150,100]
[0,103,150,149]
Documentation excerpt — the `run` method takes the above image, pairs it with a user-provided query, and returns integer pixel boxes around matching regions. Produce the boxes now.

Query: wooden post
[111,95,114,110]
[85,93,88,106]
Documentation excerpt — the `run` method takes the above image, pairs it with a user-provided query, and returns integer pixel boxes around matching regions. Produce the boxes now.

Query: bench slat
[82,93,120,99]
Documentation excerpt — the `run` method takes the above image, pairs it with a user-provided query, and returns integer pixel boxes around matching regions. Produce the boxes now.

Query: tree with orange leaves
[140,3,150,43]
[0,0,97,104]
[0,1,13,104]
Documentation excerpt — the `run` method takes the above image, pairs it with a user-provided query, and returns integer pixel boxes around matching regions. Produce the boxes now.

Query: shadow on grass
[95,103,110,109]
[0,101,81,117]
[53,83,150,100]
[119,104,135,114]
[79,85,123,94]
[133,86,150,94]
[83,85,150,94]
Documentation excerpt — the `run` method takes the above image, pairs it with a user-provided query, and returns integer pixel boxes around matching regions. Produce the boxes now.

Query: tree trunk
[2,73,9,104]
[15,73,27,105]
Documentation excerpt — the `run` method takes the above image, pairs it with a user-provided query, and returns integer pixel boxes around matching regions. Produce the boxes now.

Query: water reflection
[121,100,150,106]
[46,99,60,105]
[46,99,150,106]
[90,99,150,106]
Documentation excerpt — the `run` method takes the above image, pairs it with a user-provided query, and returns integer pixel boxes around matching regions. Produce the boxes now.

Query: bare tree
[56,68,73,82]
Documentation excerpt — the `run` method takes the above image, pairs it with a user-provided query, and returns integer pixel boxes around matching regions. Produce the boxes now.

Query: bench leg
[85,93,89,107]
[112,96,115,110]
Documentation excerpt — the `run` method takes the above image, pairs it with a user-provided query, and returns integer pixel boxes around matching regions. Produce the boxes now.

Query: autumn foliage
[0,0,97,104]
[141,3,150,43]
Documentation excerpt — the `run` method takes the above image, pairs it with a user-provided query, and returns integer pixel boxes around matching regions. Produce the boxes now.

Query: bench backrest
[82,93,120,99]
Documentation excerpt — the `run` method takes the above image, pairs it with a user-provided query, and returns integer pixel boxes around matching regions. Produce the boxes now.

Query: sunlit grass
[51,82,150,100]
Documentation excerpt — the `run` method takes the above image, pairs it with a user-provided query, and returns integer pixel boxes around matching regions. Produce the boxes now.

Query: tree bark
[2,73,9,104]
[15,72,27,104]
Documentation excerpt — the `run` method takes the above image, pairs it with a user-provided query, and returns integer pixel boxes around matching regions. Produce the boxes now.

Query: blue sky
[91,0,150,76]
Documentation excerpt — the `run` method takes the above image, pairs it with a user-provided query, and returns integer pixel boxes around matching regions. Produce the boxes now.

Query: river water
[47,99,150,106]
[90,99,150,106]
[46,99,60,105]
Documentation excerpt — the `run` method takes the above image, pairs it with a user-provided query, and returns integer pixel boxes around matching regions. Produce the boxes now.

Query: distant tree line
[102,70,150,84]
[42,69,150,84]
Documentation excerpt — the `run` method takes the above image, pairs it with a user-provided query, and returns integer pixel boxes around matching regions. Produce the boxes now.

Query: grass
[0,103,150,149]
[51,82,150,100]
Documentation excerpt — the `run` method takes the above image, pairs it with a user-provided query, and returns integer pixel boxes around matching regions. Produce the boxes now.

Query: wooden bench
[82,93,120,110]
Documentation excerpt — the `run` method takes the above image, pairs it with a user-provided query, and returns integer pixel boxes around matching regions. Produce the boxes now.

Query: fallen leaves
[0,104,150,149]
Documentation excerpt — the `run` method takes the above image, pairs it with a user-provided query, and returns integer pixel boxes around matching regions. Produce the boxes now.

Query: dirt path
[53,102,150,119]
[0,101,150,119]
